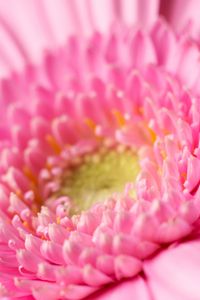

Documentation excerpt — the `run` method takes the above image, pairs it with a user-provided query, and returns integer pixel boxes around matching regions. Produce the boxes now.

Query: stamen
[23,166,37,185]
[46,134,62,154]
[84,118,96,131]
[112,110,126,127]
[147,126,157,143]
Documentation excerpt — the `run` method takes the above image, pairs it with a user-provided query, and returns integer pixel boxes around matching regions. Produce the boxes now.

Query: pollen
[84,118,96,131]
[46,134,62,154]
[112,110,126,127]
[23,166,37,185]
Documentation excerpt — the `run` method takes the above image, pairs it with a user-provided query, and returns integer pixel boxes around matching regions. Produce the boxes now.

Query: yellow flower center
[58,146,140,213]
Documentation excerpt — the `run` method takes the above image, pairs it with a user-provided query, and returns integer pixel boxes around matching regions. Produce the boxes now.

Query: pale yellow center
[59,147,140,213]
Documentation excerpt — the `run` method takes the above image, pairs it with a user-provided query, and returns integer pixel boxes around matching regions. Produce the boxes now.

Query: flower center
[58,146,140,213]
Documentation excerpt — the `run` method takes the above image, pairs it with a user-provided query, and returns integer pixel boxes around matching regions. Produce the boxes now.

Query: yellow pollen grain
[148,127,157,143]
[15,189,23,199]
[22,221,35,234]
[84,118,96,131]
[84,118,104,142]
[23,166,37,185]
[23,221,31,230]
[29,184,42,208]
[112,110,126,127]
[46,134,61,154]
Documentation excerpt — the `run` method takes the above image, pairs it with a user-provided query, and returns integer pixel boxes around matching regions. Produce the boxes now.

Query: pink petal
[60,284,98,300]
[160,0,200,38]
[123,0,159,29]
[83,265,112,286]
[144,240,200,299]
[88,276,151,300]
[114,255,142,280]
[0,0,54,64]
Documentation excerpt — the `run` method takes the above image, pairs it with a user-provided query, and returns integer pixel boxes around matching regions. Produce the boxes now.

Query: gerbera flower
[0,1,200,299]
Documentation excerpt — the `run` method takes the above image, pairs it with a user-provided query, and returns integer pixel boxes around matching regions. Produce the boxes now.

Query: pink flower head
[0,1,200,299]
